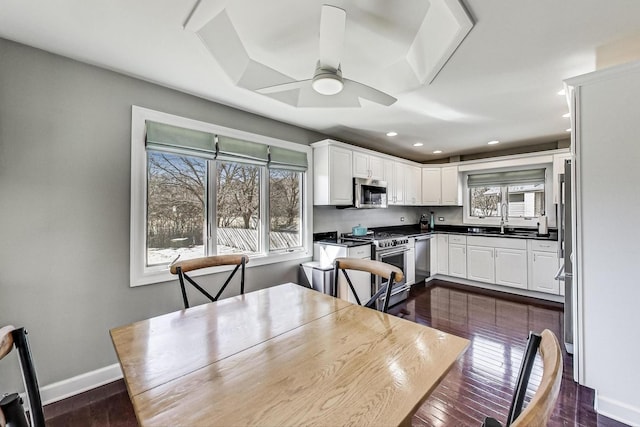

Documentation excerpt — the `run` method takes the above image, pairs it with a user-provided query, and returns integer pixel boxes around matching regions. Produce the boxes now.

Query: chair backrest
[510,329,563,426]
[333,257,404,313]
[170,254,249,309]
[0,325,45,427]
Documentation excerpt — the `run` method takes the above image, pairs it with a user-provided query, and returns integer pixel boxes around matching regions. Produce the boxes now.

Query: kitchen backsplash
[313,205,463,234]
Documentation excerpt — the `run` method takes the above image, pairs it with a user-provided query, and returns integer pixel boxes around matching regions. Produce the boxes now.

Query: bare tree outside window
[469,186,501,217]
[269,169,302,250]
[216,162,260,254]
[146,151,206,266]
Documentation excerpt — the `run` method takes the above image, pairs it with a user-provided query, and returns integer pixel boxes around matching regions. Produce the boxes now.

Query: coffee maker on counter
[420,211,435,232]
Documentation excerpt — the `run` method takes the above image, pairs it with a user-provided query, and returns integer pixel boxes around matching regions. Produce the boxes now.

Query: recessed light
[487,140,500,145]
[433,150,443,154]
[557,89,566,96]
[562,113,570,118]
[386,131,398,137]
[566,128,572,132]
[413,142,423,147]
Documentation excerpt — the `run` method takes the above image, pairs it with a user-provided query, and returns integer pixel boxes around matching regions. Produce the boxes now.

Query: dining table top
[110,282,469,427]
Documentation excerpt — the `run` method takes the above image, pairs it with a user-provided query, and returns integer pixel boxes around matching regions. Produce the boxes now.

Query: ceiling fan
[257,5,397,108]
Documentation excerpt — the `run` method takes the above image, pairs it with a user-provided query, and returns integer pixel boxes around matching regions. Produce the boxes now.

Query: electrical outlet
[438,217,445,221]
[400,216,405,222]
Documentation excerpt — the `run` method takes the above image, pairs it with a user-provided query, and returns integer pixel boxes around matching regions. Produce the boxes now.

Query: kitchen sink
[467,227,537,238]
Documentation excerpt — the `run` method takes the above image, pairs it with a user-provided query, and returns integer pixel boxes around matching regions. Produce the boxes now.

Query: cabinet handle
[534,253,536,262]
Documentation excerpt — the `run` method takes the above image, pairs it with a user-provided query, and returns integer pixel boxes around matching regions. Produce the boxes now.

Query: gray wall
[313,205,463,234]
[0,38,326,391]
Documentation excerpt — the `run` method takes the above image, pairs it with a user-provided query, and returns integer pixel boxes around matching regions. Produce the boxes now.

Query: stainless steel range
[341,231,410,309]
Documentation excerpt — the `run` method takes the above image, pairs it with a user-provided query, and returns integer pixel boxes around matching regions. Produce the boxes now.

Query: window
[131,107,311,286]
[466,168,547,225]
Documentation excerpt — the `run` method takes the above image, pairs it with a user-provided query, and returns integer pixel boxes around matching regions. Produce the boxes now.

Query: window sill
[130,249,312,287]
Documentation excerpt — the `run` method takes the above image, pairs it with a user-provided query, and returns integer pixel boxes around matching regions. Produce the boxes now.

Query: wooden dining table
[110,283,469,426]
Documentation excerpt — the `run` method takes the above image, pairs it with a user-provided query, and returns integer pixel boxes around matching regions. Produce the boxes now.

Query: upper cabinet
[421,168,442,205]
[353,151,385,180]
[313,143,353,206]
[421,166,461,206]
[404,165,422,205]
[441,166,461,205]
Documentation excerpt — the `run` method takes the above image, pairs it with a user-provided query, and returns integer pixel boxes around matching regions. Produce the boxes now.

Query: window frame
[462,164,552,227]
[131,106,312,287]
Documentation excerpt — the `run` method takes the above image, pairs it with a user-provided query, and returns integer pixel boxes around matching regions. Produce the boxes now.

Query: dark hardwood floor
[44,280,627,426]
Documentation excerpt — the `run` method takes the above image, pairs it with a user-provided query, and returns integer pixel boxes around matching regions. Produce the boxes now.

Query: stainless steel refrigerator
[558,159,573,354]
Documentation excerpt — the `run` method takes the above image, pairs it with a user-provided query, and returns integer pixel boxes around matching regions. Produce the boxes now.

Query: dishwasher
[414,235,432,284]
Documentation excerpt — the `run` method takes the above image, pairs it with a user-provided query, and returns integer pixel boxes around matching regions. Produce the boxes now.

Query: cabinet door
[404,165,421,205]
[329,147,353,205]
[422,168,442,205]
[437,234,449,275]
[406,247,416,285]
[529,251,560,294]
[383,161,396,204]
[353,151,370,178]
[441,166,460,205]
[369,155,385,180]
[448,244,467,278]
[467,245,495,283]
[393,162,405,204]
[495,248,528,289]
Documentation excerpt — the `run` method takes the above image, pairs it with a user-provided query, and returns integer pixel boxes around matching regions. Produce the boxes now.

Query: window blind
[216,135,269,164]
[467,169,545,187]
[268,146,308,171]
[145,121,216,159]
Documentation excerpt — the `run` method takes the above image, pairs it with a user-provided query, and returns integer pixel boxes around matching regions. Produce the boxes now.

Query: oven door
[375,247,410,308]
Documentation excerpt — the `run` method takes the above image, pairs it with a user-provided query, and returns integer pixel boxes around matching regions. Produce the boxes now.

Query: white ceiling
[1,0,639,162]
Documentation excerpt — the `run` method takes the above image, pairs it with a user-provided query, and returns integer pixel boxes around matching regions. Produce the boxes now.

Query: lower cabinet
[467,245,495,283]
[434,233,560,297]
[466,236,528,290]
[495,248,528,289]
[337,244,372,304]
[448,235,467,278]
[437,234,449,275]
[406,243,416,285]
[528,240,560,294]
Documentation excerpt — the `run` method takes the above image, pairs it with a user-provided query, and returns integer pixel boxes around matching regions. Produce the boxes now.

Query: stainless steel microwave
[353,177,388,208]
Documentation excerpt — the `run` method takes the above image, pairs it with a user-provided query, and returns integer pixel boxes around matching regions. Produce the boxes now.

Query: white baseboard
[39,364,123,405]
[595,393,640,427]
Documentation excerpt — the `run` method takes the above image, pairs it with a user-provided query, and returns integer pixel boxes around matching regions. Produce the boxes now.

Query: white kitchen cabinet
[436,234,449,275]
[353,151,384,180]
[448,235,467,278]
[552,152,571,204]
[466,236,527,289]
[313,143,353,205]
[337,244,373,304]
[528,240,559,294]
[430,235,439,275]
[421,167,442,205]
[392,161,406,205]
[404,165,422,205]
[467,245,495,283]
[441,165,460,205]
[406,240,416,285]
[495,247,528,289]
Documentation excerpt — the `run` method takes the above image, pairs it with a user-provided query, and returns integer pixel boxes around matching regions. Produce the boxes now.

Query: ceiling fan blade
[319,5,346,70]
[256,80,311,94]
[343,79,397,106]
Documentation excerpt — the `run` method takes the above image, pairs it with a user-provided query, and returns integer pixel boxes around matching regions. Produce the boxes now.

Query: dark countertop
[313,238,372,248]
[370,224,558,241]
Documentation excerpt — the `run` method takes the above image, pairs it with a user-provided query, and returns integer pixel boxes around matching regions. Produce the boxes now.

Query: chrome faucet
[500,202,508,234]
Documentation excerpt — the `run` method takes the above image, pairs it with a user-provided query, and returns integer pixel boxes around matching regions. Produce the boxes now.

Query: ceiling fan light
[312,74,344,95]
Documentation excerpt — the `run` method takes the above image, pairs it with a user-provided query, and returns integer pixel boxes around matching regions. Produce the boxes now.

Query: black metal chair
[0,326,45,427]
[482,329,563,427]
[170,254,249,309]
[333,257,403,313]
